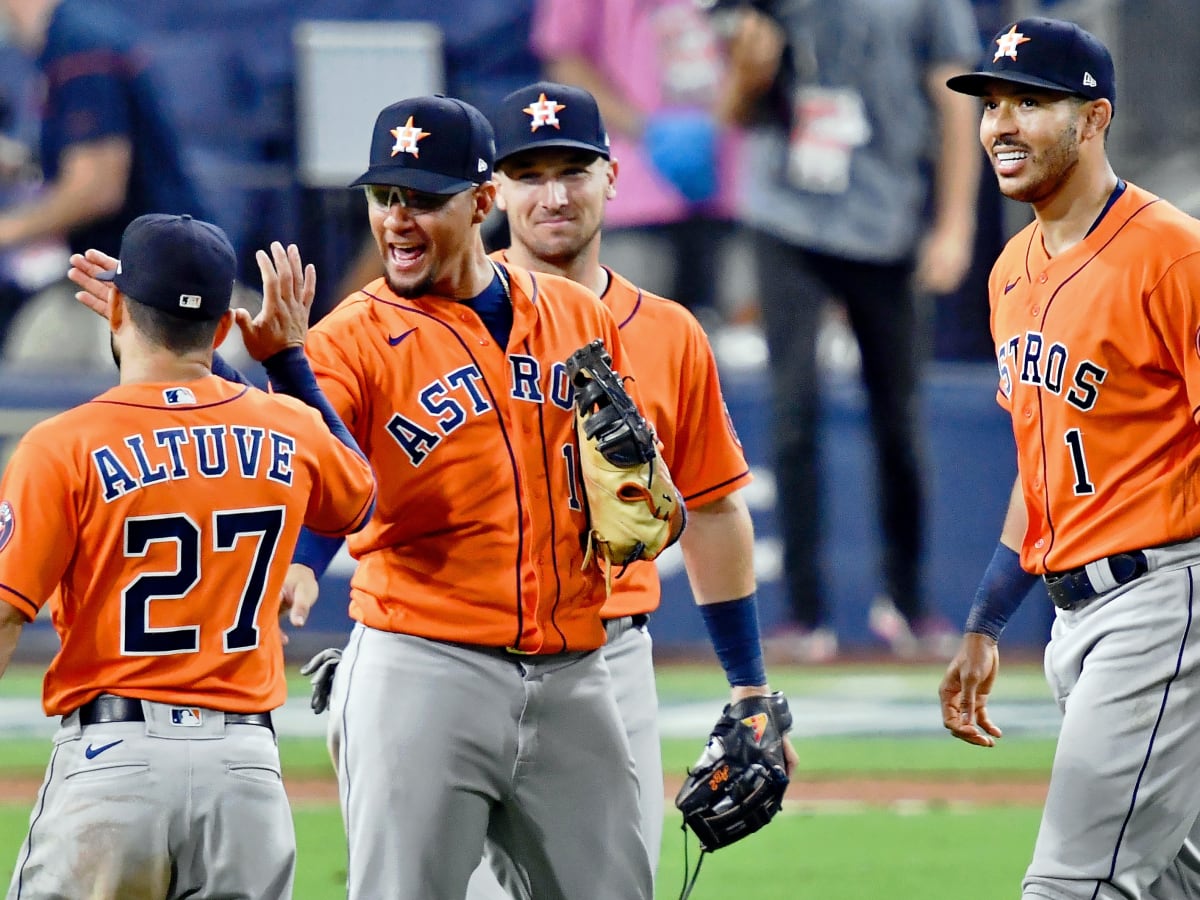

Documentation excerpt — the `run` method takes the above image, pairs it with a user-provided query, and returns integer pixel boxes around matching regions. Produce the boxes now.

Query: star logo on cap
[391,116,430,158]
[523,93,566,132]
[993,25,1031,62]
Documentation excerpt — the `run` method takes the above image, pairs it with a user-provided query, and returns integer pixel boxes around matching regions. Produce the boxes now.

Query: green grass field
[0,663,1057,898]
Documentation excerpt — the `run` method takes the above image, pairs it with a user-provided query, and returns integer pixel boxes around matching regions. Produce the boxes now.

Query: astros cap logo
[993,24,1031,62]
[391,115,431,158]
[523,93,566,132]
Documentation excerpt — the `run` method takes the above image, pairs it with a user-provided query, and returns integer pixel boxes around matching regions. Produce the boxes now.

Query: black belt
[76,695,273,731]
[1043,550,1149,611]
[602,613,650,632]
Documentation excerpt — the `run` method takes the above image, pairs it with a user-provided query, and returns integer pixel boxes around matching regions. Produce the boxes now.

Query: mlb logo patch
[0,501,13,553]
[178,293,202,310]
[163,387,196,406]
[170,707,203,727]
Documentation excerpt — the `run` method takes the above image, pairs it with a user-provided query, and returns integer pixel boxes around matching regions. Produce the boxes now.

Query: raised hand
[234,242,316,361]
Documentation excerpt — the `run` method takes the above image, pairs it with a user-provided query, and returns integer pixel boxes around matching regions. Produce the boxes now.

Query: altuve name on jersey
[996,331,1108,410]
[92,425,297,502]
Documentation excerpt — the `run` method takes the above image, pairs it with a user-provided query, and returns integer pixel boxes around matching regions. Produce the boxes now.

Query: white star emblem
[523,93,566,131]
[993,25,1031,62]
[391,116,430,158]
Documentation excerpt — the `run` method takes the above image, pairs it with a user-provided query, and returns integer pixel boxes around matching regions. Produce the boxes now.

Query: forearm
[965,479,1037,640]
[714,9,785,127]
[679,493,756,604]
[0,604,27,679]
[683,493,767,689]
[545,56,645,138]
[0,139,130,247]
[926,64,981,241]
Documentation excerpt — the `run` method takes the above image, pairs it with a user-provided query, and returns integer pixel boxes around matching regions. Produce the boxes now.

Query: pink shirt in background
[531,0,741,228]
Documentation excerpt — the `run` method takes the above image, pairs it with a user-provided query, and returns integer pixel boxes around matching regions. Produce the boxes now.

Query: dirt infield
[284,774,1050,808]
[0,774,1049,809]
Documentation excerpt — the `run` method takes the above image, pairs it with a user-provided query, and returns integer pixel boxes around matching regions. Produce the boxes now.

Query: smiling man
[938,18,1200,900]
[288,94,668,900]
[472,81,796,899]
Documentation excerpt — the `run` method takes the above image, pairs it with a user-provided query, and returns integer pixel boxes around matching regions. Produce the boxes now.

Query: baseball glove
[566,340,683,583]
[674,692,793,852]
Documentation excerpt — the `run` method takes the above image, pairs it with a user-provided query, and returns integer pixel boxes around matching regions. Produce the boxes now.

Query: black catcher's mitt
[566,340,683,572]
[674,692,793,852]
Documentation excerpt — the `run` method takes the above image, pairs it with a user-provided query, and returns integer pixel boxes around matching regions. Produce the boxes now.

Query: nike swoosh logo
[1004,278,1020,294]
[387,328,416,347]
[84,739,123,760]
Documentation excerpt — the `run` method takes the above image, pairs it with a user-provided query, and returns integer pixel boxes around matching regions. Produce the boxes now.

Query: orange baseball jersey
[0,376,376,715]
[306,262,641,653]
[494,252,753,617]
[990,182,1200,574]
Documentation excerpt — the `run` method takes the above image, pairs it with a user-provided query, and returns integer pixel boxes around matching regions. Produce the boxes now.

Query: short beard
[385,271,435,300]
[524,218,602,269]
[1001,120,1080,204]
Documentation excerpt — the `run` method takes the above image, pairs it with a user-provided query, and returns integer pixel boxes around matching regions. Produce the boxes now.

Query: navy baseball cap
[350,95,495,194]
[97,213,236,320]
[947,18,1115,113]
[492,81,611,166]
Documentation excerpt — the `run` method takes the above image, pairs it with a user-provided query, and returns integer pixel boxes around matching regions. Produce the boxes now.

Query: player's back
[0,375,375,715]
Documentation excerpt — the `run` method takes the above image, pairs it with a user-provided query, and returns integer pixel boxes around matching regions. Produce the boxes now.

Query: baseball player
[0,214,377,899]
[284,94,672,900]
[937,18,1200,899]
[458,80,796,897]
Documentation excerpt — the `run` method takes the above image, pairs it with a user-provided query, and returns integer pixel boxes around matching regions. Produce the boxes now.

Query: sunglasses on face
[363,184,457,213]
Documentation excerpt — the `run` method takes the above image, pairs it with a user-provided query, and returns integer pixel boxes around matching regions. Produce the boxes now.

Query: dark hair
[123,294,221,354]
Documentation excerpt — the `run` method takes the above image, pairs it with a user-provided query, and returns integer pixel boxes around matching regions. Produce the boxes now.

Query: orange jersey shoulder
[0,375,375,714]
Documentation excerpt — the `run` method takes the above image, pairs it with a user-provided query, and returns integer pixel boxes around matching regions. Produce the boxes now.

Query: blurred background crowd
[0,0,1196,656]
[0,0,1194,362]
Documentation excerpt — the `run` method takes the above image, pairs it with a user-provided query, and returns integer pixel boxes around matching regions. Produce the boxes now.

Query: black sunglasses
[363,184,458,213]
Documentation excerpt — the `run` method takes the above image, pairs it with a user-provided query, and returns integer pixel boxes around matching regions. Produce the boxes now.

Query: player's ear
[491,173,509,213]
[108,288,124,331]
[471,181,496,225]
[211,309,235,349]
[1082,98,1112,142]
[605,157,618,200]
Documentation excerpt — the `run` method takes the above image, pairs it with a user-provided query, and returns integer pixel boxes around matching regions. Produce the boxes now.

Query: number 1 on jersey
[1064,428,1095,496]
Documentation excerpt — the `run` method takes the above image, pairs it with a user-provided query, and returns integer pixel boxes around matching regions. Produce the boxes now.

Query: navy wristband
[264,347,364,461]
[293,528,344,579]
[699,593,768,687]
[964,544,1039,641]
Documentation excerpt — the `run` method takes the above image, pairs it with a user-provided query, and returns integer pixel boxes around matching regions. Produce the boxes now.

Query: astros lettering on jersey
[0,376,376,715]
[308,261,643,653]
[990,183,1200,573]
[494,251,752,618]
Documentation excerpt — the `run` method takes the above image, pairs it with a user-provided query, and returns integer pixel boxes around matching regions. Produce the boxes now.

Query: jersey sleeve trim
[684,469,753,506]
[0,586,38,622]
[307,489,377,539]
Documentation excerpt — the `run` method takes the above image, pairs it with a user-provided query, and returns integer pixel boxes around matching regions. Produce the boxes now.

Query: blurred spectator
[717,0,981,661]
[0,0,207,360]
[528,0,742,327]
[932,0,1015,361]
